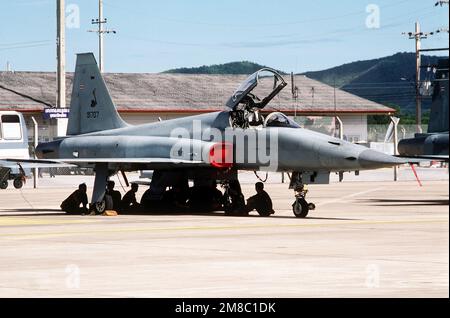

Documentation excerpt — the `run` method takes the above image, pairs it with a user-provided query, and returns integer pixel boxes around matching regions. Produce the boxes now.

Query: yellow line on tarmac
[0,219,448,240]
[0,217,97,226]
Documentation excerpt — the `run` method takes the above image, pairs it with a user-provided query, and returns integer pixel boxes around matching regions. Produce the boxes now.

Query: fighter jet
[5,53,407,217]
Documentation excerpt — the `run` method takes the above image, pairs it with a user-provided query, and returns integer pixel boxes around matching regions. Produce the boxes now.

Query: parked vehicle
[0,111,30,189]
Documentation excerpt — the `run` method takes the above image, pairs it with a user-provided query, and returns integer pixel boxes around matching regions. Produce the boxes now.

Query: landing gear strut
[89,163,113,215]
[290,172,316,218]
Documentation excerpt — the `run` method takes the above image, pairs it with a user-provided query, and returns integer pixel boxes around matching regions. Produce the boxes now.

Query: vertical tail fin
[67,53,127,135]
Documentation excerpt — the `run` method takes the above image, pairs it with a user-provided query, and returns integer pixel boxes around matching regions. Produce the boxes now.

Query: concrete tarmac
[0,177,448,298]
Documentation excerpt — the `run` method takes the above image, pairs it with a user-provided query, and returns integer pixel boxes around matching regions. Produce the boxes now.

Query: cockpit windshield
[226,73,258,109]
[264,112,301,128]
[226,68,287,110]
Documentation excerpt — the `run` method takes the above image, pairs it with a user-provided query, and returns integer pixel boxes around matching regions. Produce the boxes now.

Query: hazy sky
[0,0,448,73]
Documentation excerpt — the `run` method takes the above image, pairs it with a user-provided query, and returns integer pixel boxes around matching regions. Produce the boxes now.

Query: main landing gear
[92,200,107,214]
[89,163,112,215]
[290,172,316,218]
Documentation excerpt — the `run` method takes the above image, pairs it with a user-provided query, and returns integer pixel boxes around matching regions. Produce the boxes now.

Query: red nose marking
[209,143,233,169]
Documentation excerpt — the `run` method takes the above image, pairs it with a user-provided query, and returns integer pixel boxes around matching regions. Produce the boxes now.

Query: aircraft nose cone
[358,149,405,169]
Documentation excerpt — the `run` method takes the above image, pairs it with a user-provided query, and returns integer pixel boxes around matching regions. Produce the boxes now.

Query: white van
[0,111,30,189]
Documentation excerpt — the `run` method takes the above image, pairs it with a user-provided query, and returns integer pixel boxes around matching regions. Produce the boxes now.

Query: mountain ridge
[163,61,281,75]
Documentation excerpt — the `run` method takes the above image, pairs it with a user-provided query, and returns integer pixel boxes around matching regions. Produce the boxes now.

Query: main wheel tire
[94,200,106,214]
[0,180,8,190]
[293,198,309,218]
[13,178,24,189]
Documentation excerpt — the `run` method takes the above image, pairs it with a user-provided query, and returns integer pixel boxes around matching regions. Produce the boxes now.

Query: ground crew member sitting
[188,181,223,212]
[162,184,190,211]
[60,183,89,215]
[120,183,140,213]
[105,181,122,212]
[245,182,275,217]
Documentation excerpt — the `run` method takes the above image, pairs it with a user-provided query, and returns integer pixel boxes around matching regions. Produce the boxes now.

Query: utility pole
[414,22,423,134]
[56,0,67,137]
[333,78,343,139]
[32,117,39,189]
[57,0,65,109]
[403,22,430,134]
[88,0,116,73]
[291,72,299,120]
[390,117,400,181]
[98,0,104,73]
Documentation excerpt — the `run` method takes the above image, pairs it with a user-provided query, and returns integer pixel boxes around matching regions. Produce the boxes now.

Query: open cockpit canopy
[225,68,287,111]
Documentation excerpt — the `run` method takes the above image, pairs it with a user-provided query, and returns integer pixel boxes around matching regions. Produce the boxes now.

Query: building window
[1,115,22,140]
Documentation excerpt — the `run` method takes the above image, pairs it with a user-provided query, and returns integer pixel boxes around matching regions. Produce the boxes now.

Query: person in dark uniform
[224,179,246,216]
[209,181,224,211]
[60,183,89,215]
[105,180,122,212]
[245,182,275,217]
[120,183,140,213]
[188,181,223,212]
[163,183,190,212]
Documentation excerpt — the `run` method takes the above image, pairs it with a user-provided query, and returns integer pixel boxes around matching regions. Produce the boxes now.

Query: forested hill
[302,52,446,114]
[163,61,276,75]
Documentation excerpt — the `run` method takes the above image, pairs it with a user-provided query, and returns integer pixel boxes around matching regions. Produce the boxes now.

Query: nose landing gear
[290,172,316,218]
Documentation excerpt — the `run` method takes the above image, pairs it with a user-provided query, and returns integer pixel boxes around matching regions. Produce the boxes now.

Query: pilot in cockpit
[247,110,264,127]
[239,95,265,128]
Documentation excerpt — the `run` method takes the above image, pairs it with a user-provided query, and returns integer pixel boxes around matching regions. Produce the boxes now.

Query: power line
[115,4,442,50]
[0,40,52,48]
[0,43,52,51]
[0,84,54,108]
[103,0,414,29]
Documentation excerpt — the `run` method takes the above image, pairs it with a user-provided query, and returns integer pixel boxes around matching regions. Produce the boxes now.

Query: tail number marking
[87,111,99,119]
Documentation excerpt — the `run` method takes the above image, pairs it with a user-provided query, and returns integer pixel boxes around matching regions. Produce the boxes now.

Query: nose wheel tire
[13,178,24,189]
[293,198,309,218]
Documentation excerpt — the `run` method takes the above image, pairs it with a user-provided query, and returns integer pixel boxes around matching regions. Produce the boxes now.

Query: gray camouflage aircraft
[4,53,407,217]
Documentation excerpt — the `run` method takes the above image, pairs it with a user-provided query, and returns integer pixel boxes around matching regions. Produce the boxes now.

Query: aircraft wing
[2,158,207,169]
[0,159,76,169]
